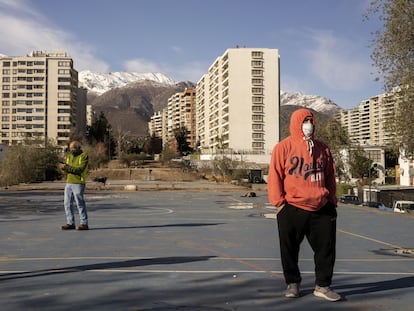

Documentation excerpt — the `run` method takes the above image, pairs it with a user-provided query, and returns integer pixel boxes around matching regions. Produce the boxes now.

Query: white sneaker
[285,283,299,298]
[313,285,341,301]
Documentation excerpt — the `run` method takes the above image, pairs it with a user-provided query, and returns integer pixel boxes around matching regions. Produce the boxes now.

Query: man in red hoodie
[268,108,341,301]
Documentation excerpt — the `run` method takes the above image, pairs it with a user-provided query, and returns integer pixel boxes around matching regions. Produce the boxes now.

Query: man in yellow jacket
[59,140,89,231]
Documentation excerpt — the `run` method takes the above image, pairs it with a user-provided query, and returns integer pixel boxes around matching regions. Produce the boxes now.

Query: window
[253,133,264,139]
[252,115,264,122]
[251,51,263,58]
[58,61,71,67]
[252,124,263,130]
[58,93,70,98]
[252,88,263,95]
[252,96,263,104]
[252,106,263,112]
[252,142,264,149]
[251,61,263,68]
[58,69,70,74]
[252,69,263,77]
[252,78,263,85]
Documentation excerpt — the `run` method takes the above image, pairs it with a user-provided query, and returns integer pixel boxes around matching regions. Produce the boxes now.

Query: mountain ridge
[79,70,342,136]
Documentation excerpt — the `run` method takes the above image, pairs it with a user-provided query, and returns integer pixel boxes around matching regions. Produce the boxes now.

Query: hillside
[89,80,195,135]
[80,71,341,137]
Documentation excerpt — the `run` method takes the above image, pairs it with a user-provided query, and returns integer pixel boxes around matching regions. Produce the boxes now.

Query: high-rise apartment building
[149,88,197,150]
[337,93,395,147]
[337,91,406,185]
[149,111,163,138]
[196,48,280,162]
[0,51,84,147]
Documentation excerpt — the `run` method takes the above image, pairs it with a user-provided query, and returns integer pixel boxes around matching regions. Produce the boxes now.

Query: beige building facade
[336,91,414,186]
[337,93,395,147]
[0,51,84,147]
[196,48,280,163]
[149,88,197,150]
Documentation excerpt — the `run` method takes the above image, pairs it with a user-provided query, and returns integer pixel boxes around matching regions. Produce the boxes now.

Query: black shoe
[77,224,89,230]
[61,224,76,230]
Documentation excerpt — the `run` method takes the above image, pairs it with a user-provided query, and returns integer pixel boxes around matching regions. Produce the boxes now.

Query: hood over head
[289,108,315,140]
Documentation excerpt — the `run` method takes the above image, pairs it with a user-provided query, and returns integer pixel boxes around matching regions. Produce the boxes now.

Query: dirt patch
[88,167,199,182]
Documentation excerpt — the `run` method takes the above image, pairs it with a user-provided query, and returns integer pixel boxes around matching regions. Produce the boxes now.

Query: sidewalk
[4,178,250,192]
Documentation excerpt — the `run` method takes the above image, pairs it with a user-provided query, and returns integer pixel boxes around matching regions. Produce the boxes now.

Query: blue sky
[0,0,384,109]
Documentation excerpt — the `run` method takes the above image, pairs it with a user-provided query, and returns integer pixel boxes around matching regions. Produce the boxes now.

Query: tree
[173,126,192,155]
[144,134,163,155]
[366,0,414,157]
[86,111,115,159]
[0,140,61,186]
[315,117,350,181]
[348,146,378,182]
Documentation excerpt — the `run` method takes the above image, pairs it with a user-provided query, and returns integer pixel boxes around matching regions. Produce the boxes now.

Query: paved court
[0,186,413,310]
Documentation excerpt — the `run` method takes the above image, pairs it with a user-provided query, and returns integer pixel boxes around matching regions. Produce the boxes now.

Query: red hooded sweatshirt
[267,108,337,211]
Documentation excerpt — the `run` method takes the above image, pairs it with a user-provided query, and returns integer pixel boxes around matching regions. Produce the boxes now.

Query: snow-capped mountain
[79,70,176,95]
[280,91,342,115]
[79,70,342,115]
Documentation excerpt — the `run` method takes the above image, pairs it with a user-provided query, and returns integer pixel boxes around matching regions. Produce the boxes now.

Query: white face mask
[302,123,314,138]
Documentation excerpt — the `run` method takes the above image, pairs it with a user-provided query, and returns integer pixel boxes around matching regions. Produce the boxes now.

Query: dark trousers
[277,202,337,287]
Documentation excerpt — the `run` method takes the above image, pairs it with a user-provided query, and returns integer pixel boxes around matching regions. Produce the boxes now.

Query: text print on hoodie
[267,108,337,212]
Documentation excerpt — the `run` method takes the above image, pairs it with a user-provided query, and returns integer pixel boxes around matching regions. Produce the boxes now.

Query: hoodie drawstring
[304,137,314,156]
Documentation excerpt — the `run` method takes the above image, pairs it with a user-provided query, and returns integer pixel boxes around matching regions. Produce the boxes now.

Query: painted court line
[338,228,403,249]
[1,269,414,276]
[1,256,414,262]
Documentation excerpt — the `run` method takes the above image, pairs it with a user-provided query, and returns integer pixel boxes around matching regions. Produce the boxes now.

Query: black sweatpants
[277,202,337,287]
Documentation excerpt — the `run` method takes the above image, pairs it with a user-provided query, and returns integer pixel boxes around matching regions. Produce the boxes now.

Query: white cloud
[281,74,312,94]
[123,58,164,73]
[172,61,207,82]
[0,0,39,18]
[123,58,206,82]
[305,29,371,91]
[0,0,109,72]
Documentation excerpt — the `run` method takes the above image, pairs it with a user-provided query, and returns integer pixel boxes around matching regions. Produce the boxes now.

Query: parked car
[339,195,361,205]
[362,201,391,210]
[362,201,382,208]
[392,200,414,213]
[378,203,393,211]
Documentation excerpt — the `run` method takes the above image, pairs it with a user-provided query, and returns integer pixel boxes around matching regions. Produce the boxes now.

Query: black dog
[93,177,107,186]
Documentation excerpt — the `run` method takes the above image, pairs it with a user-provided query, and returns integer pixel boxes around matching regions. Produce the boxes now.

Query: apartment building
[196,48,280,163]
[149,111,163,138]
[0,51,85,147]
[337,93,395,146]
[149,88,197,150]
[337,91,409,185]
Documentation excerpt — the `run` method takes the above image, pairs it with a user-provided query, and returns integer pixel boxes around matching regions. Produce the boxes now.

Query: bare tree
[365,0,414,157]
